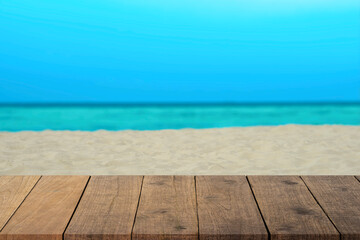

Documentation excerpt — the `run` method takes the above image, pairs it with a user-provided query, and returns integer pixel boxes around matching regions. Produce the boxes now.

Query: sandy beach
[1,125,359,175]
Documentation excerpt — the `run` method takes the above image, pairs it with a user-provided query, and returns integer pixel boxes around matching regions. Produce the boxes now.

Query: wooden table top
[0,175,359,240]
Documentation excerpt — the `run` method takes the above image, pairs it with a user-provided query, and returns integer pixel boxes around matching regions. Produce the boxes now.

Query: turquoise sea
[0,103,359,131]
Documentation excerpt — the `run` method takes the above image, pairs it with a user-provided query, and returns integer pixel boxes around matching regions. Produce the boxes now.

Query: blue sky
[0,0,359,103]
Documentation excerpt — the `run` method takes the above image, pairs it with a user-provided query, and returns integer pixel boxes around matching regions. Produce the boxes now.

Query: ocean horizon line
[1,101,360,107]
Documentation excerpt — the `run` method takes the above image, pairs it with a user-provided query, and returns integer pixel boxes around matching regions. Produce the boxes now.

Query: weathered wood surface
[0,176,40,231]
[302,176,360,240]
[196,176,267,240]
[132,176,198,240]
[0,176,89,240]
[0,175,359,240]
[65,176,143,240]
[248,176,339,240]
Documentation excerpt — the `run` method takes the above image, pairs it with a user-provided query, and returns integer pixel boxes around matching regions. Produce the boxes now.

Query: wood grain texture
[0,176,89,240]
[0,176,40,231]
[65,175,143,240]
[302,176,360,240]
[196,176,267,240]
[132,176,198,240]
[248,176,339,240]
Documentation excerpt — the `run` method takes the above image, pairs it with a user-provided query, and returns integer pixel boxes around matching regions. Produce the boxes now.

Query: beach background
[1,103,360,131]
[1,104,360,175]
[1,125,360,175]
[1,0,360,175]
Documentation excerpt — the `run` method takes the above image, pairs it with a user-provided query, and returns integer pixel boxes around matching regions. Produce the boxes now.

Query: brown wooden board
[0,176,89,240]
[132,176,198,240]
[302,176,360,240]
[196,176,268,240]
[0,176,40,231]
[248,176,339,240]
[65,175,143,240]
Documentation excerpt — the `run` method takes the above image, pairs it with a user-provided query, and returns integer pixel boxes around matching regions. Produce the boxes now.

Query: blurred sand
[0,125,359,175]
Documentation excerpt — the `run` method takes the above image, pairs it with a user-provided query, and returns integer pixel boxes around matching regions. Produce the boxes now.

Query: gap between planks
[0,176,42,232]
[62,176,92,239]
[300,176,342,236]
[131,176,144,240]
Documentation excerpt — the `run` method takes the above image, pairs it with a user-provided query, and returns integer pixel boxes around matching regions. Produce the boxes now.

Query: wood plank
[302,176,360,240]
[248,176,339,240]
[196,176,268,240]
[356,176,360,182]
[0,176,40,231]
[64,175,143,240]
[132,176,198,240]
[0,176,89,240]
